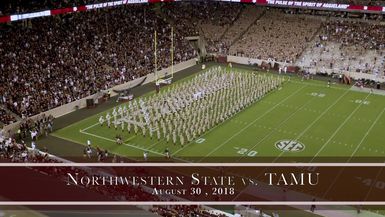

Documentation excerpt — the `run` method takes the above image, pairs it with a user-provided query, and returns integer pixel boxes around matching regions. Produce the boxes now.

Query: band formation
[99,67,285,146]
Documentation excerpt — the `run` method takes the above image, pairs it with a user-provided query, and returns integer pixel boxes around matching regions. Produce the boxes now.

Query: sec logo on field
[275,140,305,152]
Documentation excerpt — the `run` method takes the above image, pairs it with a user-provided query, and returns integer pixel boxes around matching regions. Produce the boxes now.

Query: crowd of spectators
[0,136,158,203]
[17,114,54,139]
[0,114,54,162]
[0,127,49,162]
[221,5,265,49]
[0,5,195,119]
[0,130,230,215]
[2,0,385,17]
[2,2,385,127]
[0,139,230,215]
[351,0,385,5]
[297,19,385,76]
[0,122,156,200]
[1,122,237,216]
[323,20,385,50]
[230,9,321,63]
[162,1,242,54]
[0,139,230,216]
[0,107,17,125]
[151,205,227,217]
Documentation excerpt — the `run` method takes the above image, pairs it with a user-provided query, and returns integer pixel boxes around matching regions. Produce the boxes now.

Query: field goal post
[154,27,174,86]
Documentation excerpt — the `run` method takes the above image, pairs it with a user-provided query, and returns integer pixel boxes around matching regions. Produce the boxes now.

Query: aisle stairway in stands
[0,105,21,125]
[227,7,266,48]
[295,16,328,63]
[217,4,245,41]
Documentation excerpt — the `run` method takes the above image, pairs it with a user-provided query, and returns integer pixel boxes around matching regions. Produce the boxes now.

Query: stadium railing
[227,55,385,82]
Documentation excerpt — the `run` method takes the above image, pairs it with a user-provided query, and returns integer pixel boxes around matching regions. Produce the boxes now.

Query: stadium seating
[162,1,242,54]
[221,5,265,51]
[230,9,321,63]
[151,205,227,217]
[0,139,159,203]
[0,5,195,119]
[297,19,385,76]
[2,0,385,16]
[1,2,385,125]
[0,135,229,217]
[0,107,16,125]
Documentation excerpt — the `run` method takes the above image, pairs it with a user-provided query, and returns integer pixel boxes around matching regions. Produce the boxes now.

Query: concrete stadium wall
[3,58,197,133]
[305,67,385,83]
[227,55,385,82]
[227,55,289,68]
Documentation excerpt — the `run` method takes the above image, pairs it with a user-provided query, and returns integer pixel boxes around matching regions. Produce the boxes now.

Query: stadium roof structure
[0,0,384,23]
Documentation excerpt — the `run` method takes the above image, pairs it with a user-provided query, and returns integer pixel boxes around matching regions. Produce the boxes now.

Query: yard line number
[234,147,258,157]
[309,92,326,98]
[352,99,370,105]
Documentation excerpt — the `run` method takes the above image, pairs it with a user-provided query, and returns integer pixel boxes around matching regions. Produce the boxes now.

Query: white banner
[10,10,51,21]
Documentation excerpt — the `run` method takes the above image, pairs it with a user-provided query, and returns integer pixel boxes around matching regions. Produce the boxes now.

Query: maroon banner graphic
[0,164,384,204]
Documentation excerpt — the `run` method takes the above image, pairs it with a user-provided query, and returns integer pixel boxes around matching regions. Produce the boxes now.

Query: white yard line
[198,84,308,162]
[80,122,137,143]
[172,81,295,157]
[51,133,88,147]
[310,93,371,162]
[362,167,384,202]
[349,106,385,160]
[81,122,100,132]
[323,104,385,201]
[237,93,317,162]
[310,93,372,162]
[239,88,349,202]
[123,135,136,143]
[271,89,350,163]
[320,106,385,199]
[147,140,162,149]
[171,118,223,157]
[80,130,148,152]
[289,80,348,91]
[79,130,189,162]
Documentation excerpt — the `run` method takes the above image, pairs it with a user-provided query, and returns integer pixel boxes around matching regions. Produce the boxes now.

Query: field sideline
[53,66,385,163]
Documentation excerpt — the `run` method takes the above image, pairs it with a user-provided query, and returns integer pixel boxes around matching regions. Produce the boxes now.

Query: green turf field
[53,66,385,163]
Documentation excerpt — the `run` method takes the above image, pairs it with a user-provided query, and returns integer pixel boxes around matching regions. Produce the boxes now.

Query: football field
[53,66,385,163]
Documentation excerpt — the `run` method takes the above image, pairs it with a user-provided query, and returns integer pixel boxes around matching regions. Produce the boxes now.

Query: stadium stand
[0,107,17,125]
[0,5,195,119]
[221,5,265,51]
[0,142,159,203]
[0,134,50,163]
[0,130,234,217]
[18,114,54,139]
[151,205,227,217]
[2,1,385,217]
[297,19,385,76]
[161,1,242,54]
[2,0,385,16]
[230,9,322,63]
[1,2,385,126]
